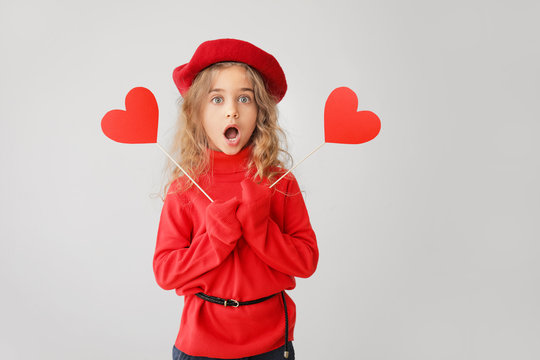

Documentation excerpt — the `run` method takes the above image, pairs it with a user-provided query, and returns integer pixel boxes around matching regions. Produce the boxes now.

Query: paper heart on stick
[101,87,159,144]
[324,87,381,144]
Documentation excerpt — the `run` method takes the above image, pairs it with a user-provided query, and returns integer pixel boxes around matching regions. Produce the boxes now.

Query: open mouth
[224,125,239,143]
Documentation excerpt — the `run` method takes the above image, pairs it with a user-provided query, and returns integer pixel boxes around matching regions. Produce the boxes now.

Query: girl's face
[200,65,258,155]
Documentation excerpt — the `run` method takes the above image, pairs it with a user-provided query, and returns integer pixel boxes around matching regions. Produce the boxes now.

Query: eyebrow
[209,88,254,93]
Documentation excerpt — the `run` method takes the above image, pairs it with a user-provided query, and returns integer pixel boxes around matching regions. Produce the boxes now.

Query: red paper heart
[324,87,381,144]
[101,87,158,144]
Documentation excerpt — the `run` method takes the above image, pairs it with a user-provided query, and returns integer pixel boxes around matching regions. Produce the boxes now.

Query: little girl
[153,39,319,360]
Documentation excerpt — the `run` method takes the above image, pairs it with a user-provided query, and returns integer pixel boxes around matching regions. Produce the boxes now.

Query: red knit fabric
[153,146,318,358]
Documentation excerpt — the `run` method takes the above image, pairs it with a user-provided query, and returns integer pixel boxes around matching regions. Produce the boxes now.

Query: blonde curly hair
[162,62,291,198]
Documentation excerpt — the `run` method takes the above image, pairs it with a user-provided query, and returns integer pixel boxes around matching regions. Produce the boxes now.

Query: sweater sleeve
[236,176,319,278]
[153,190,242,290]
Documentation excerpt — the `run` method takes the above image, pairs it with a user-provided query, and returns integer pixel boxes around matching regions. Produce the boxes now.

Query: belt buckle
[224,299,240,308]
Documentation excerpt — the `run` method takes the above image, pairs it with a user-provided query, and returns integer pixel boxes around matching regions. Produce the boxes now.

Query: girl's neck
[207,146,252,174]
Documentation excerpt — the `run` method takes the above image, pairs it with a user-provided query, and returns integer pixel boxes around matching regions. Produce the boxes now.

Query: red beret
[173,39,287,102]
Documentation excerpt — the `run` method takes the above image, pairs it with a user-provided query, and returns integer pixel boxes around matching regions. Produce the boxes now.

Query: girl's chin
[210,142,244,155]
[219,147,242,155]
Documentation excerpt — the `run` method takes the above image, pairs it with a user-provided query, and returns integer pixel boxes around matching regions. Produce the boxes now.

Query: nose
[225,103,239,119]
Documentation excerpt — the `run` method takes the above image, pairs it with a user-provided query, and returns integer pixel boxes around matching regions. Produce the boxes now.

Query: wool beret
[173,39,287,102]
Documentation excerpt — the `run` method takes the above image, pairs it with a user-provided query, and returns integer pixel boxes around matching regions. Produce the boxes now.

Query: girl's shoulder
[164,177,200,207]
[265,166,303,197]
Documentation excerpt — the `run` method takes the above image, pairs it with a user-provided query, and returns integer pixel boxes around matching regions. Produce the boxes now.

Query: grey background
[1,0,539,359]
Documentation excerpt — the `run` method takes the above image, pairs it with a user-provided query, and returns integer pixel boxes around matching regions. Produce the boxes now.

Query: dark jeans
[172,343,295,360]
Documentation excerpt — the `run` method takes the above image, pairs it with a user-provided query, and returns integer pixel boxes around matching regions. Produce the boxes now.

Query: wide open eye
[211,96,223,104]
[238,95,251,104]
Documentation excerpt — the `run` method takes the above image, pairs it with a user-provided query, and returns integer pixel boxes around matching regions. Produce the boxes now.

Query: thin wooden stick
[269,142,326,189]
[156,142,214,203]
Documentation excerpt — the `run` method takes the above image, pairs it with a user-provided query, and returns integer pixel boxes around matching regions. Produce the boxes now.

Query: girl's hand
[239,179,272,206]
[205,197,243,246]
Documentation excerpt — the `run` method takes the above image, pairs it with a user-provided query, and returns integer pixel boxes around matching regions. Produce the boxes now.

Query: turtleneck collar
[208,146,252,174]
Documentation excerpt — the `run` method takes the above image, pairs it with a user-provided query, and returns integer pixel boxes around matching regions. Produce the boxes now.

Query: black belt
[195,291,290,359]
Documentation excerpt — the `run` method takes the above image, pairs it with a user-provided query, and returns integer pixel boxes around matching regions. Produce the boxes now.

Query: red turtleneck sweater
[153,147,318,358]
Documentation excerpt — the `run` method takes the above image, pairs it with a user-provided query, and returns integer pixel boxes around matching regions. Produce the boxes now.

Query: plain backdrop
[1,0,539,359]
